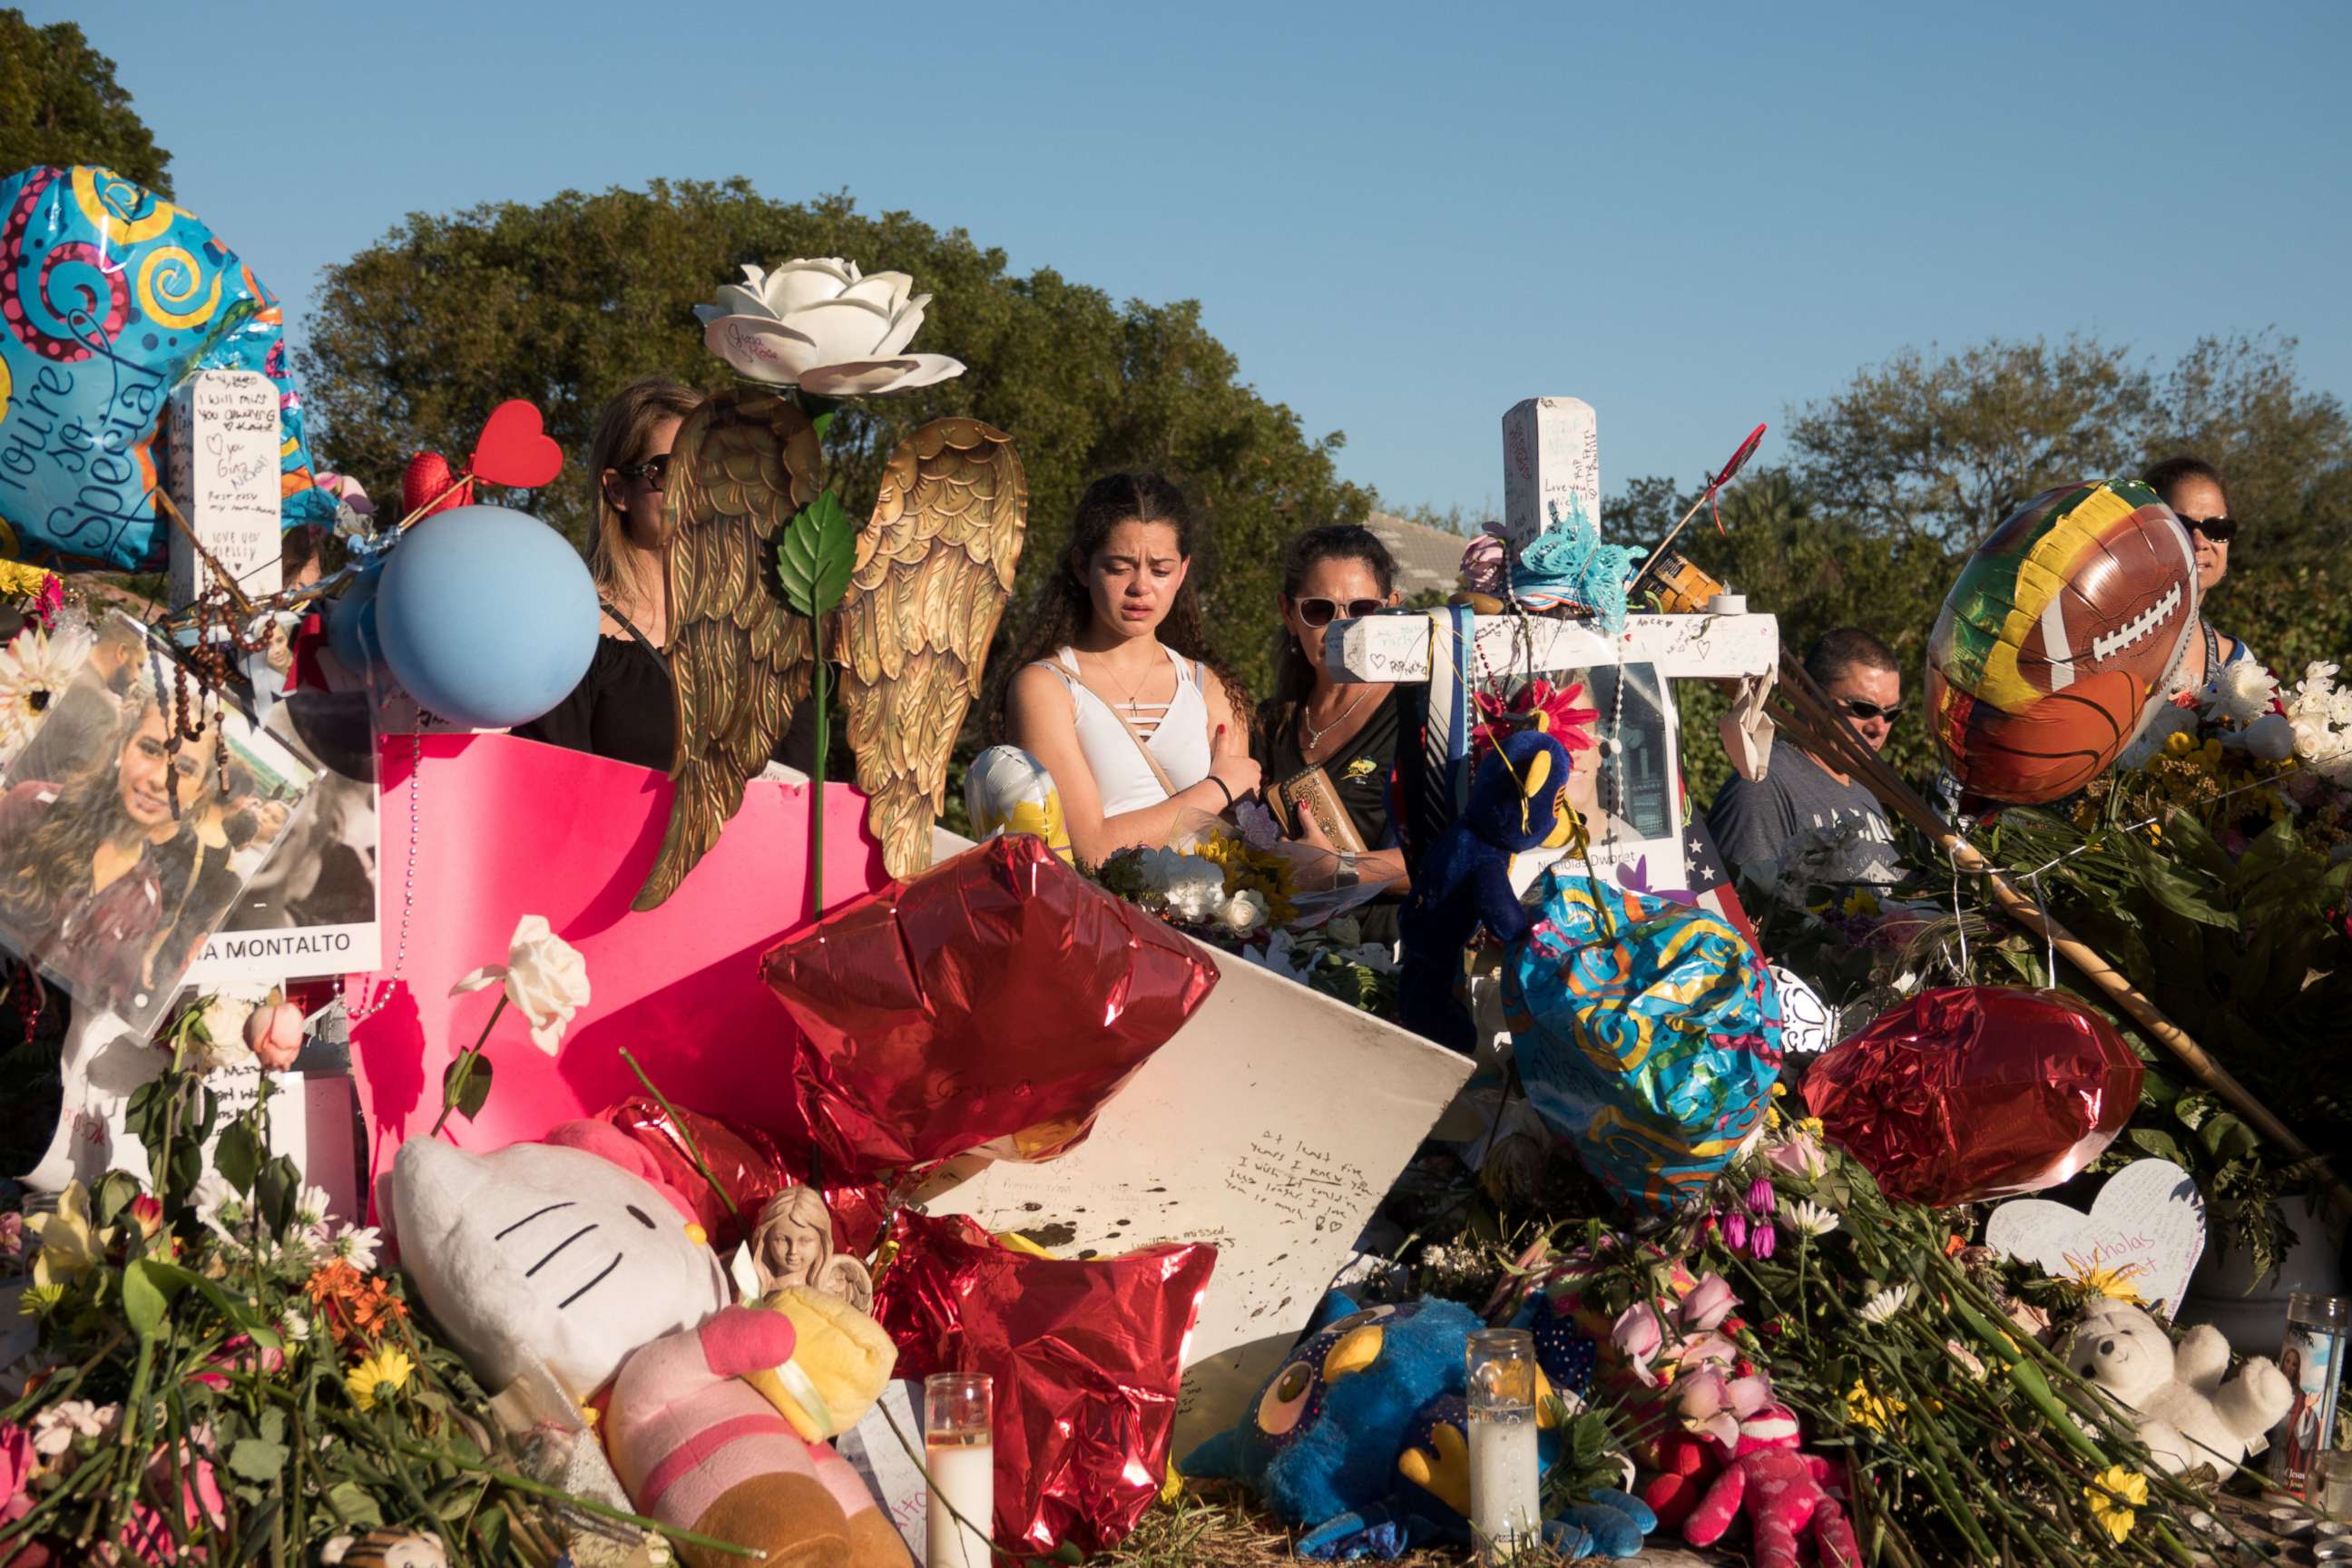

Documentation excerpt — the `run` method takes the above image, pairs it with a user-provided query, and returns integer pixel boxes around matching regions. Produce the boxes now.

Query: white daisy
[191,1171,250,1248]
[1778,1198,1840,1238]
[291,1183,336,1236]
[1858,1283,1913,1326]
[330,1223,382,1272]
[280,1307,311,1345]
[0,622,93,760]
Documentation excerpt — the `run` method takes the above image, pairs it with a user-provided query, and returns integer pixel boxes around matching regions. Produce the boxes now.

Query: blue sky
[33,0,2351,519]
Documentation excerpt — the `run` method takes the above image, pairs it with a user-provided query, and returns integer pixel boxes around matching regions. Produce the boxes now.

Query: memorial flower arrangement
[1520,1107,2274,1567]
[0,1003,683,1566]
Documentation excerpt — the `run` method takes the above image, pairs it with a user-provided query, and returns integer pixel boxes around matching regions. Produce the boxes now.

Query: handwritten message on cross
[1327,397,1779,892]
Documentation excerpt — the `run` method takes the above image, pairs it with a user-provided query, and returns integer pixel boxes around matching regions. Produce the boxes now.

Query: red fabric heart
[470,399,564,489]
[402,451,473,521]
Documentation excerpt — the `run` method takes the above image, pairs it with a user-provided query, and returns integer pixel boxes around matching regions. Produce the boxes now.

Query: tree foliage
[1623,331,2352,794]
[297,179,1367,699]
[0,9,172,193]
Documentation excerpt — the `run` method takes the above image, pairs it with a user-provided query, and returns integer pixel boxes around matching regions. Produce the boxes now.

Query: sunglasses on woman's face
[617,454,673,491]
[1294,596,1385,627]
[2176,513,2238,544]
[1839,696,1904,724]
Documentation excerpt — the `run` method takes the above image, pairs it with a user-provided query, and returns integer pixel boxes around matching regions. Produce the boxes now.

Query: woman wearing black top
[516,377,813,772]
[1256,525,1410,943]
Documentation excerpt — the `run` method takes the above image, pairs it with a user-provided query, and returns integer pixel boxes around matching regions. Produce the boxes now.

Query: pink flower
[1612,1302,1664,1381]
[1749,1220,1779,1261]
[0,1210,21,1264]
[1722,1210,1749,1252]
[1678,1330,1743,1369]
[243,1001,306,1072]
[1681,1273,1738,1332]
[1766,1128,1828,1181]
[0,1420,35,1524]
[128,1195,164,1243]
[1674,1367,1773,1453]
[1745,1177,1775,1217]
[112,1447,225,1564]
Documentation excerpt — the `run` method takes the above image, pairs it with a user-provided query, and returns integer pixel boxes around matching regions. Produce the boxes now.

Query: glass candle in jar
[2272,1295,2348,1499]
[1465,1328,1542,1563]
[925,1372,994,1568]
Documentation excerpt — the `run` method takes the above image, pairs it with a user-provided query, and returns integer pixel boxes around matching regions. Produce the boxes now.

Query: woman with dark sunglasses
[1256,524,1412,937]
[517,377,813,773]
[2147,456,2264,698]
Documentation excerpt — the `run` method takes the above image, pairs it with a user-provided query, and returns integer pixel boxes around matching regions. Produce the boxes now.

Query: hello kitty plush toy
[393,1122,907,1568]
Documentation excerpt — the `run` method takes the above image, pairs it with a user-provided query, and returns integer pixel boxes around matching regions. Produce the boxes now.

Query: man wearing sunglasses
[1707,627,1905,897]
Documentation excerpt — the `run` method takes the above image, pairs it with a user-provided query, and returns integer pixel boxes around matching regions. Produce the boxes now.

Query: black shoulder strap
[602,602,662,661]
[2202,618,2221,675]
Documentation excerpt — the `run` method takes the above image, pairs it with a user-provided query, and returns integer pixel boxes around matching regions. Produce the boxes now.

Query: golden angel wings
[633,387,1027,910]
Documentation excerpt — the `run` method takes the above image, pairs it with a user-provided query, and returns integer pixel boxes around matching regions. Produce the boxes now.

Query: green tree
[0,9,172,192]
[297,179,1367,700]
[1785,336,2154,545]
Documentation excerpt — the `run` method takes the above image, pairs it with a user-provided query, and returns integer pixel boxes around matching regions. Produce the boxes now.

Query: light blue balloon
[326,564,385,672]
[374,505,599,729]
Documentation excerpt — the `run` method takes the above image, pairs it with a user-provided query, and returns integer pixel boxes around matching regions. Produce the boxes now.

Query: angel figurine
[632,386,1027,908]
[746,1186,873,1314]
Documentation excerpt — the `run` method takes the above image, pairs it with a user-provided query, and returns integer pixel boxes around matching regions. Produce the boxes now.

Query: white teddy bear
[2063,1298,2294,1475]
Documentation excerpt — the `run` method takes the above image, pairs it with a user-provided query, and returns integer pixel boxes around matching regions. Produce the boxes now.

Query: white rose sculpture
[695,258,966,397]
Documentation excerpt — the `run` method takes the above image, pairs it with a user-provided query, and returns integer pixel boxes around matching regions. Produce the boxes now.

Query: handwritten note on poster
[915,944,1473,1450]
[168,369,282,606]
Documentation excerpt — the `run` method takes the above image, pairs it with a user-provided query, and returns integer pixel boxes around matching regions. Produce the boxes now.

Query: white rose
[1220,889,1270,936]
[694,257,965,397]
[451,915,591,1055]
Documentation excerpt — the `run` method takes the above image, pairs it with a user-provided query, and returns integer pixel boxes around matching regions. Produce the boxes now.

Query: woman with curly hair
[0,690,215,1014]
[996,473,1259,866]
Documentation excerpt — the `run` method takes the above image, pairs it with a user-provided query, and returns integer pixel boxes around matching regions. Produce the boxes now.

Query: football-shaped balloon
[1926,479,2197,804]
[374,505,597,729]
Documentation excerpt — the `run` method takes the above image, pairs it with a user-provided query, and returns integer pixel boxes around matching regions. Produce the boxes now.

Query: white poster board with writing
[1500,397,1600,550]
[914,941,1474,1453]
[168,368,282,609]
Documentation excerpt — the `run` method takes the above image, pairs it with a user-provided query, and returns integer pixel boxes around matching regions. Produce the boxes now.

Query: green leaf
[215,1120,262,1195]
[2199,1112,2261,1162]
[260,1407,285,1446]
[122,1258,171,1339]
[256,1155,297,1236]
[2128,1128,2187,1163]
[444,1053,494,1121]
[777,488,857,619]
[326,1481,384,1530]
[226,1436,288,1483]
[95,1170,143,1227]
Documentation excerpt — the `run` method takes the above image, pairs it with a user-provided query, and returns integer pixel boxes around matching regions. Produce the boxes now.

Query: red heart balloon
[470,399,564,489]
[401,451,473,521]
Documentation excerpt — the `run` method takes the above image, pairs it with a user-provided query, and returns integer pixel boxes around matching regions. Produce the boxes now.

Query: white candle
[1468,1409,1541,1561]
[925,1436,994,1568]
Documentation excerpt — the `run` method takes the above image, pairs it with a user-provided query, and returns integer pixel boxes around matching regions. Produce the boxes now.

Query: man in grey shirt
[1708,628,1904,896]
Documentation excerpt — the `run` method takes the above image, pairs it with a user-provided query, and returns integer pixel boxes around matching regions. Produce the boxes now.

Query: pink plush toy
[1679,1402,1858,1568]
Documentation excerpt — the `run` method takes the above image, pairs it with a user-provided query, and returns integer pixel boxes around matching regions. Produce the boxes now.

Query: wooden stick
[150,488,257,619]
[1765,657,2352,1213]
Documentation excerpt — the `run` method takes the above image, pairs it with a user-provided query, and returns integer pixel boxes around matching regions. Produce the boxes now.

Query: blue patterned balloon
[0,165,332,567]
[1504,874,1782,1217]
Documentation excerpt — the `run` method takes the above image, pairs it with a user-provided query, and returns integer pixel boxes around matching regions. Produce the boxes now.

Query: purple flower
[1722,1210,1749,1252]
[1746,1177,1775,1216]
[1749,1221,1779,1261]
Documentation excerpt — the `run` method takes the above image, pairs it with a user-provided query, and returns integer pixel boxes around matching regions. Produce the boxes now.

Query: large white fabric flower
[452,914,591,1054]
[696,258,965,397]
[0,620,94,763]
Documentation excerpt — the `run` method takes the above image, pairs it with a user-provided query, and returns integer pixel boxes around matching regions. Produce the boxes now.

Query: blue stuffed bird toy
[1180,1294,1654,1561]
[1398,728,1583,1052]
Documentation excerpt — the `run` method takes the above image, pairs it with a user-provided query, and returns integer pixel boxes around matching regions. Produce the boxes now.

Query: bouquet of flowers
[0,1000,680,1567]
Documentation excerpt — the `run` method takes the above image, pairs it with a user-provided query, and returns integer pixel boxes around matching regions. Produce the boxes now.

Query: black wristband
[1206,775,1235,808]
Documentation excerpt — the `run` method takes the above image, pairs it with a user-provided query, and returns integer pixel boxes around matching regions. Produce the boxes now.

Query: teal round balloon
[374,505,597,728]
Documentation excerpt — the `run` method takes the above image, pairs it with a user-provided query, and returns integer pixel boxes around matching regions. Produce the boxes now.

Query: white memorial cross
[1328,397,1779,892]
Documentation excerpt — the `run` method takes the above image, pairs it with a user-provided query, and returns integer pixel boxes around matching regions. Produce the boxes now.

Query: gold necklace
[1300,686,1370,752]
[1085,649,1161,713]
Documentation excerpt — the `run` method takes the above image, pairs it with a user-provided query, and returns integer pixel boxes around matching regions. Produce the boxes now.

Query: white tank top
[1034,646,1213,817]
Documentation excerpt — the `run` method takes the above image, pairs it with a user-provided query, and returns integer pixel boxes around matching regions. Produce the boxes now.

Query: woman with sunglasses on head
[1256,525,1411,938]
[2146,456,2265,697]
[516,377,814,773]
[998,472,1258,867]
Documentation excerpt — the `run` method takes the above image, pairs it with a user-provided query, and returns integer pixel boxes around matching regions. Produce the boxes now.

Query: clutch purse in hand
[1271,765,1369,855]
